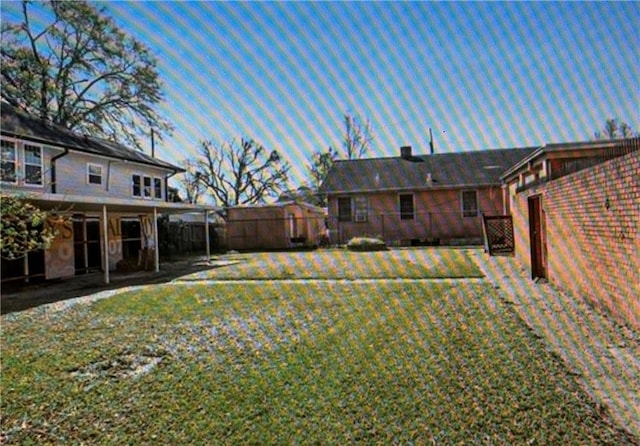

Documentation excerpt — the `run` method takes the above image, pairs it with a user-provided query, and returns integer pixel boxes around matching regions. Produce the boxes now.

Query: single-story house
[319,145,537,245]
[225,201,326,251]
[1,102,217,284]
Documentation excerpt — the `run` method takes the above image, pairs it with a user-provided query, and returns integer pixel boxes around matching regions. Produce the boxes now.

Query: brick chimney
[400,145,412,159]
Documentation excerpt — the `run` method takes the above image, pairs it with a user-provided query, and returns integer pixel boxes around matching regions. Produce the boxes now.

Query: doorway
[73,216,102,275]
[528,195,546,279]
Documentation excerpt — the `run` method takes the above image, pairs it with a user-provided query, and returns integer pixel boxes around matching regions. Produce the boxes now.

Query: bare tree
[192,139,290,207]
[594,118,638,139]
[342,114,373,160]
[178,160,204,204]
[1,0,171,150]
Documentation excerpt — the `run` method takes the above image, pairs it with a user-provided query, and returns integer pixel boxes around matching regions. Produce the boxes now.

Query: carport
[9,191,218,285]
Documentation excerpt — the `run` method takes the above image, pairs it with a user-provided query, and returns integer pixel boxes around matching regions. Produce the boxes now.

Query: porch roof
[14,191,219,215]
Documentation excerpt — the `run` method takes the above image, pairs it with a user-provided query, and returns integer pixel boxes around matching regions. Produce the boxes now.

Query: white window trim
[132,173,143,197]
[132,173,163,200]
[87,163,104,185]
[0,137,18,184]
[23,143,44,187]
[461,190,479,218]
[353,196,368,222]
[153,177,163,199]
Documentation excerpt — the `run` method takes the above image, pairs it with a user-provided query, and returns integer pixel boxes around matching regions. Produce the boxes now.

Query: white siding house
[1,102,215,284]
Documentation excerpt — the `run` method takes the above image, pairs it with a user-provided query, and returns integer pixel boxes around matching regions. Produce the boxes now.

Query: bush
[346,236,387,252]
[0,195,56,260]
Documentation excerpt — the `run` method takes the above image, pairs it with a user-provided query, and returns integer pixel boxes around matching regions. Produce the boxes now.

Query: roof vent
[426,173,433,186]
[400,146,412,159]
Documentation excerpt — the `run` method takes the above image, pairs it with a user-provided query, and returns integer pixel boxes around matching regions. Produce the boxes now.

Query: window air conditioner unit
[355,214,367,222]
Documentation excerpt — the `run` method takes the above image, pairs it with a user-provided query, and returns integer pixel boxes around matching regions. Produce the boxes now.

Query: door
[73,217,102,274]
[528,196,546,279]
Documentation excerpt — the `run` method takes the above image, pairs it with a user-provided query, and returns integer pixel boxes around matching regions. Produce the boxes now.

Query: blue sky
[3,1,639,188]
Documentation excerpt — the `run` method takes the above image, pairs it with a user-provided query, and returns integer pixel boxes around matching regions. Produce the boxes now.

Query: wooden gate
[482,215,515,255]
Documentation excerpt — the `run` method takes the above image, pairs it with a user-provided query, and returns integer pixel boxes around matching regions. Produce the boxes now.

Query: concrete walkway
[471,250,640,439]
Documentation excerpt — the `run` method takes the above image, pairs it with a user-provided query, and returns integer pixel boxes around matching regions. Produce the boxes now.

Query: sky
[2,1,639,190]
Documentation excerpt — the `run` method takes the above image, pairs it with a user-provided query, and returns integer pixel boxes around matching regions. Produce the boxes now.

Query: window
[338,197,352,222]
[153,178,162,199]
[143,176,152,197]
[133,174,162,199]
[87,163,103,185]
[132,175,142,197]
[353,196,368,222]
[399,194,414,220]
[462,190,478,217]
[1,139,17,183]
[23,144,43,185]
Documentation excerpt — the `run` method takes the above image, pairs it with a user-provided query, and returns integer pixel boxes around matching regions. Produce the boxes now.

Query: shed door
[528,195,546,279]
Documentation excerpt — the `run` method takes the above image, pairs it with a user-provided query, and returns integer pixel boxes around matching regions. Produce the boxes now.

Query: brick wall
[512,150,639,330]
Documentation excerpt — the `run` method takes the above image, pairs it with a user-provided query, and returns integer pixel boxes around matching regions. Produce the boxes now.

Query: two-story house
[1,102,215,284]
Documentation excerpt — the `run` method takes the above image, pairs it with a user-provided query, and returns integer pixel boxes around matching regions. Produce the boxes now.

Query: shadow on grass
[0,259,231,315]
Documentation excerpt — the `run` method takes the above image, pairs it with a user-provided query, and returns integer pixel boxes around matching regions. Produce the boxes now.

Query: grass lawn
[1,250,634,444]
[181,248,484,280]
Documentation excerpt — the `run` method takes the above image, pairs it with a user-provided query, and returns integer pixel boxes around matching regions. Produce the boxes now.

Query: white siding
[55,151,171,200]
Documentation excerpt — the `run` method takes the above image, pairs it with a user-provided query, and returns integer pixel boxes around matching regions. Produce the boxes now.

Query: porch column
[102,205,110,284]
[153,207,160,273]
[204,210,211,260]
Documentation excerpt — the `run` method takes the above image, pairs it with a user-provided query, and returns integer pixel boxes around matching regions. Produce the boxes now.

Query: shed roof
[320,146,538,194]
[0,102,183,172]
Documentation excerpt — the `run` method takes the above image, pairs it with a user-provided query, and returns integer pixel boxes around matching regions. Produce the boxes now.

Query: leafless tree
[178,160,204,204]
[342,114,373,160]
[191,139,290,207]
[594,118,638,139]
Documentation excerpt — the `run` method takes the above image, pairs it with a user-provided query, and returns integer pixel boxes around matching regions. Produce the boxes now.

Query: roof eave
[323,182,504,195]
[1,129,184,173]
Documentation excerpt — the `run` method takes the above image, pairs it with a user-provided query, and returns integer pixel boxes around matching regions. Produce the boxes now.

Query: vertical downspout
[165,169,178,202]
[205,210,210,261]
[153,207,160,273]
[50,148,69,193]
[102,205,110,284]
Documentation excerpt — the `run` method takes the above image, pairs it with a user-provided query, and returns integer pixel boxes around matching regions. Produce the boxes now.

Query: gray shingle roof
[320,147,538,194]
[0,102,183,172]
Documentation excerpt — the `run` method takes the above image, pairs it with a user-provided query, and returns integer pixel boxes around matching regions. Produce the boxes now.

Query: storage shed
[226,201,326,251]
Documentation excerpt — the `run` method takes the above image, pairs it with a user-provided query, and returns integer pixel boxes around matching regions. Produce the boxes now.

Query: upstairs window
[399,194,414,220]
[132,174,142,197]
[143,176,152,197]
[153,178,162,199]
[1,139,17,183]
[23,144,43,185]
[87,163,103,185]
[338,197,352,222]
[462,190,479,217]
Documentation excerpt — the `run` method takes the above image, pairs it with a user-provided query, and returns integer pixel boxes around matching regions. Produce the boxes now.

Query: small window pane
[143,176,152,197]
[132,175,141,196]
[88,164,102,185]
[153,178,162,198]
[1,140,17,182]
[399,194,414,220]
[24,145,42,164]
[23,145,43,185]
[462,191,478,217]
[25,165,42,185]
[354,196,368,222]
[338,197,352,222]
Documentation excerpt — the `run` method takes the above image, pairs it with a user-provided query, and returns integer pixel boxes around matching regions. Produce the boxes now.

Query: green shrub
[346,236,387,251]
